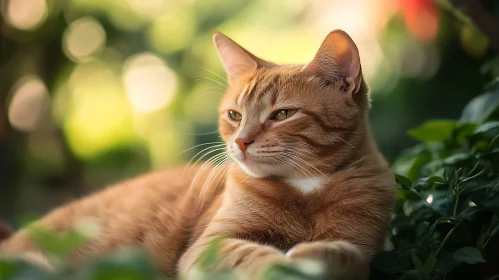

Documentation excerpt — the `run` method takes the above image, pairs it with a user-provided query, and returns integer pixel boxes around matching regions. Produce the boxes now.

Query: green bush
[372,81,499,280]
[2,85,499,280]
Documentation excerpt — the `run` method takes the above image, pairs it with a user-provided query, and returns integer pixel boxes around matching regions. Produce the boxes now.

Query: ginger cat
[0,30,395,280]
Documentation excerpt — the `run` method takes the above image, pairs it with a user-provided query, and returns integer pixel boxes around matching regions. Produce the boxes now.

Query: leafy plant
[372,82,499,280]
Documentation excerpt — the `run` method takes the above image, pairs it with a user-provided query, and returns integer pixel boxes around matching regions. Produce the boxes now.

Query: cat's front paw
[286,241,369,280]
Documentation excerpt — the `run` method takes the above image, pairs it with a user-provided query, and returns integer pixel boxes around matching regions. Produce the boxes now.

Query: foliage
[372,81,499,280]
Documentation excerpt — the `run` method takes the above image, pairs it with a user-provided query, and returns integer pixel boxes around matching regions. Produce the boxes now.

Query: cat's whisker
[195,153,230,205]
[284,157,314,182]
[189,152,227,195]
[178,142,225,155]
[334,135,359,152]
[289,147,331,169]
[194,64,229,85]
[181,130,221,136]
[195,77,227,89]
[199,91,225,96]
[286,153,327,178]
[199,156,231,201]
[282,154,315,180]
[184,145,226,171]
[183,145,227,176]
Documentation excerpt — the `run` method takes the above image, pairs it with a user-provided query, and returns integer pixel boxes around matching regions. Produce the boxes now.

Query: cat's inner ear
[212,32,258,81]
[304,30,362,95]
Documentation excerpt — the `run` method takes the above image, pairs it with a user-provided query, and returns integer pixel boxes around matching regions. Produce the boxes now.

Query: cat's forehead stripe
[244,72,281,107]
[237,75,258,107]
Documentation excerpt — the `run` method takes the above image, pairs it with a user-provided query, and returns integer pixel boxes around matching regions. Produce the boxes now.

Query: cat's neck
[283,117,386,193]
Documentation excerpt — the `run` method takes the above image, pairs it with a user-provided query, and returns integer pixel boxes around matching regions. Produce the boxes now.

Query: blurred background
[0,0,498,221]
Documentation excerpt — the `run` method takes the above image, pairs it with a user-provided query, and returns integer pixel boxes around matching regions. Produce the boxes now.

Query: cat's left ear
[212,31,275,82]
[303,30,362,96]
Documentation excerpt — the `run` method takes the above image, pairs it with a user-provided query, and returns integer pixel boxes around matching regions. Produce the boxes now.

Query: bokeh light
[460,25,489,58]
[8,76,50,132]
[62,59,134,159]
[2,0,48,31]
[397,0,440,42]
[126,0,168,19]
[63,17,107,62]
[148,10,197,54]
[123,53,177,114]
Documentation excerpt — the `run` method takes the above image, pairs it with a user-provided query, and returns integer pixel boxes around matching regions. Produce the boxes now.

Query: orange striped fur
[0,30,395,280]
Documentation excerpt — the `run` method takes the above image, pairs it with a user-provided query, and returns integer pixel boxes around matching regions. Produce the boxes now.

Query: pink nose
[235,137,254,153]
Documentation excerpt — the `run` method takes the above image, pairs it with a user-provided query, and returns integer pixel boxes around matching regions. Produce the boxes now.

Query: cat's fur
[0,30,395,279]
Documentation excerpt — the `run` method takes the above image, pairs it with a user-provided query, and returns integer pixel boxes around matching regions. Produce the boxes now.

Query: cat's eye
[228,110,242,121]
[271,109,297,121]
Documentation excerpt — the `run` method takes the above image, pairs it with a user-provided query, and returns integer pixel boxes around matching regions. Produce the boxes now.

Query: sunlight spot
[8,76,50,132]
[63,17,106,62]
[426,194,434,204]
[63,59,134,159]
[3,0,48,30]
[123,53,177,114]
[469,201,476,207]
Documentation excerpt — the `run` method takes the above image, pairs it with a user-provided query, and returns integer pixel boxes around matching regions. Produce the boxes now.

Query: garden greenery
[1,81,498,280]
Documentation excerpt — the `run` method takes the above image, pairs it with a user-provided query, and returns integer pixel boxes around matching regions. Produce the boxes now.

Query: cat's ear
[212,31,275,81]
[304,30,362,95]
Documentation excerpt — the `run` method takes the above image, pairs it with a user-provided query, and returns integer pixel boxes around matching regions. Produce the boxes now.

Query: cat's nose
[235,137,254,153]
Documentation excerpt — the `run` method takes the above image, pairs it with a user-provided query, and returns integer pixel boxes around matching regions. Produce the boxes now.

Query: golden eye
[228,110,242,121]
[272,109,297,121]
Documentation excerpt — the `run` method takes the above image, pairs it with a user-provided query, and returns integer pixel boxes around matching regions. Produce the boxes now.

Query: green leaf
[395,174,412,188]
[423,253,437,276]
[461,91,499,123]
[442,152,472,166]
[472,121,499,138]
[453,247,486,264]
[411,252,423,269]
[454,122,478,143]
[408,120,456,142]
[477,233,487,251]
[0,259,16,280]
[79,248,156,280]
[487,216,499,238]
[425,176,446,184]
[27,226,87,258]
[198,238,223,269]
[392,144,432,180]
[427,217,459,238]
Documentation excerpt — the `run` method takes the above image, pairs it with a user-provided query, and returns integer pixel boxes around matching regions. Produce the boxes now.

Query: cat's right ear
[212,31,273,82]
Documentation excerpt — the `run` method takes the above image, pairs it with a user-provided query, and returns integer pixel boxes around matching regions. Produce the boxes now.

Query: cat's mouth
[229,150,287,178]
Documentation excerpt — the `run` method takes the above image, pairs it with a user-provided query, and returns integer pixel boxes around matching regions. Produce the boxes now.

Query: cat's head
[214,30,370,179]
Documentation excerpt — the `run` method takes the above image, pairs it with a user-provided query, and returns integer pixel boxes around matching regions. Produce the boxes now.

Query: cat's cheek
[219,121,238,141]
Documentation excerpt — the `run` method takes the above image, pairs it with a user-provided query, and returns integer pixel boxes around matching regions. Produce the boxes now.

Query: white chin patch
[235,160,266,178]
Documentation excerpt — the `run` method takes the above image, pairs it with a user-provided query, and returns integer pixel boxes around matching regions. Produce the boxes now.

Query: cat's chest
[284,176,327,193]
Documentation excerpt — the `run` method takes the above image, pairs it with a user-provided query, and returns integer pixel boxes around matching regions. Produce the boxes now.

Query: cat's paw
[286,241,368,280]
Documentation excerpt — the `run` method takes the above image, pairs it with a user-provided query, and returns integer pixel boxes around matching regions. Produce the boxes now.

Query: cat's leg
[286,240,369,280]
[179,237,288,279]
